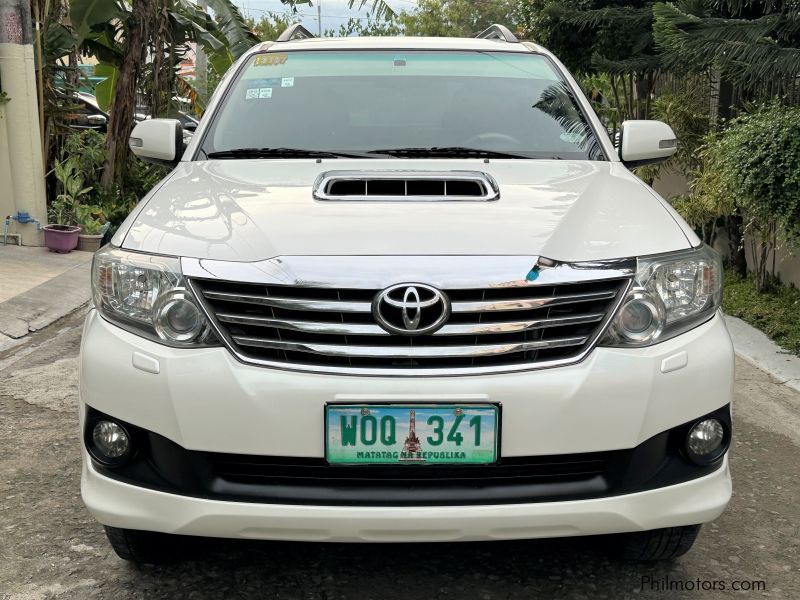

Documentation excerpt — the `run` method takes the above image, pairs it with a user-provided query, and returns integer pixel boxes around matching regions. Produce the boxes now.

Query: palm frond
[591,53,662,74]
[653,2,800,87]
[205,0,261,59]
[279,0,396,22]
[347,0,396,20]
[559,6,653,32]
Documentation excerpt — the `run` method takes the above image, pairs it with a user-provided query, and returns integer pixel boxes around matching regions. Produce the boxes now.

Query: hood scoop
[313,170,500,202]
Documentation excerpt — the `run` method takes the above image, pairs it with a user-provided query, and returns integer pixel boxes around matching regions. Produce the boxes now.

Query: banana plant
[70,0,258,111]
[280,0,396,21]
[67,0,259,184]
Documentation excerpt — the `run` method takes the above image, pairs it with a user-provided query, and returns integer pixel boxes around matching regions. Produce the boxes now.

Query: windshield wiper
[366,146,532,159]
[206,147,374,159]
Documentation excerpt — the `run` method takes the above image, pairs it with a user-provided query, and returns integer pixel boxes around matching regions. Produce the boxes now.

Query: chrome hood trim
[181,255,635,289]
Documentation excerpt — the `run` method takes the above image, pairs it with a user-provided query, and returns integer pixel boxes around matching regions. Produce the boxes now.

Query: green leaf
[203,0,260,59]
[93,63,119,111]
[347,0,396,20]
[70,0,126,41]
[176,75,206,113]
[44,23,77,62]
[80,25,124,66]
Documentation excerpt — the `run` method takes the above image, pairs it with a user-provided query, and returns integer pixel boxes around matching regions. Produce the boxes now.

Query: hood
[118,159,694,262]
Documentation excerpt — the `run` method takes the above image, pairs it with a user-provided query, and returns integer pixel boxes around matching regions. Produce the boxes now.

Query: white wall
[0,42,47,246]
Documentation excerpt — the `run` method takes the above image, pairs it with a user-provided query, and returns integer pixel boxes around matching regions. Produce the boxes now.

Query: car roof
[251,36,547,55]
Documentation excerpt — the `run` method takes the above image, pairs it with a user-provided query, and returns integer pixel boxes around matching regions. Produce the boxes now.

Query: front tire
[104,526,178,564]
[613,525,702,561]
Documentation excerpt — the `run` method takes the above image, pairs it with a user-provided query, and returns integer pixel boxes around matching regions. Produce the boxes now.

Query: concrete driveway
[0,309,798,600]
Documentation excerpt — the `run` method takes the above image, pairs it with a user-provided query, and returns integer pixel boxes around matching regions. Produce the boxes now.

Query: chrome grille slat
[232,336,589,358]
[438,313,604,335]
[215,312,605,336]
[202,290,372,313]
[190,273,630,374]
[451,290,616,313]
[217,313,389,336]
[204,289,615,315]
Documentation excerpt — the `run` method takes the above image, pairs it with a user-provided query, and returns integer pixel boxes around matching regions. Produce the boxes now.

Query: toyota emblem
[373,284,450,336]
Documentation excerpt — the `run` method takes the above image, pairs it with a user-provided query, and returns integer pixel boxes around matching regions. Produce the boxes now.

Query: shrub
[720,106,800,290]
[96,158,168,233]
[685,105,800,291]
[50,157,93,226]
[61,130,107,189]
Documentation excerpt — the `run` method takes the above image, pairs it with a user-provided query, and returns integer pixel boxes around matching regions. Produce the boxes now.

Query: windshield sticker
[253,54,288,67]
[250,77,280,87]
[244,87,273,100]
[281,77,294,88]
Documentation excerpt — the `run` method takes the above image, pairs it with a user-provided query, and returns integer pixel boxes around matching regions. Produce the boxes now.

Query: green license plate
[325,404,499,465]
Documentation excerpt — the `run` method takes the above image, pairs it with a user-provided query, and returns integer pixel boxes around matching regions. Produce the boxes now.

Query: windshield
[199,50,605,161]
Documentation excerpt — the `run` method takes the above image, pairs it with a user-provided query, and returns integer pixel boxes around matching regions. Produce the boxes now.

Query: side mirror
[619,120,677,168]
[129,119,183,165]
[86,114,108,127]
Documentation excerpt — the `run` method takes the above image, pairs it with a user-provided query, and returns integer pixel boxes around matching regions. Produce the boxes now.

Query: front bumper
[82,453,731,542]
[79,309,735,538]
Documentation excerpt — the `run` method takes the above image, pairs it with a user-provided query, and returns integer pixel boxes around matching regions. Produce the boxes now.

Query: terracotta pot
[77,233,104,253]
[43,224,81,253]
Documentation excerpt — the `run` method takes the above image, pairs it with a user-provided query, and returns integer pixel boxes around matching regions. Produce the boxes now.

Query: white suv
[80,25,733,563]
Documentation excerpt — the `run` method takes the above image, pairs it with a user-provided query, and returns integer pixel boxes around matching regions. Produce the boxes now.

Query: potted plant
[44,158,91,253]
[76,205,106,253]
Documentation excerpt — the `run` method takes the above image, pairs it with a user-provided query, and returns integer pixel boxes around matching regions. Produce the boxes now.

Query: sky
[235,0,419,35]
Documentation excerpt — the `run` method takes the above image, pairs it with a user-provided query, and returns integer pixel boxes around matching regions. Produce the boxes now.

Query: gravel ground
[0,309,798,600]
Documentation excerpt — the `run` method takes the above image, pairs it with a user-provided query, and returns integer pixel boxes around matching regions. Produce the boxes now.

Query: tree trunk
[100,0,149,188]
[756,238,769,293]
[725,212,748,278]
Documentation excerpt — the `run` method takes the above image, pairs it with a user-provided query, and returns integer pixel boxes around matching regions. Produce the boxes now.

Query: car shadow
[124,535,697,599]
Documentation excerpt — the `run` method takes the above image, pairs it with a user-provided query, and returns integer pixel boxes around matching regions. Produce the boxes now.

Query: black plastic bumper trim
[84,404,731,507]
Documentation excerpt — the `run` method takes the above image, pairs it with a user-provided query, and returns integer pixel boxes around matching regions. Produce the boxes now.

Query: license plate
[325,404,499,465]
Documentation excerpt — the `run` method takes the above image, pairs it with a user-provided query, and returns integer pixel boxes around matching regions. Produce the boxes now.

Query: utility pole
[317,0,322,36]
[0,0,47,246]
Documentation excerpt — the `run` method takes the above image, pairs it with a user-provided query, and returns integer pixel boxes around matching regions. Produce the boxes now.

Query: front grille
[211,453,612,485]
[191,277,629,372]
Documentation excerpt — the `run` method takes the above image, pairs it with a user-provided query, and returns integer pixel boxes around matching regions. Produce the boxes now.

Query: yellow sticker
[253,54,288,67]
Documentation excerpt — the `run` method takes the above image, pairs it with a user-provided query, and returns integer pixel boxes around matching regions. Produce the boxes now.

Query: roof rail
[474,24,519,43]
[276,23,316,42]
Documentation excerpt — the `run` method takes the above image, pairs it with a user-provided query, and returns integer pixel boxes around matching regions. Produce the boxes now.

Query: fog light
[686,418,726,463]
[92,421,131,462]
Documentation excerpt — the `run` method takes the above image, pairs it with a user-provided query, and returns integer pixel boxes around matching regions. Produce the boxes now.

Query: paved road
[1,309,798,600]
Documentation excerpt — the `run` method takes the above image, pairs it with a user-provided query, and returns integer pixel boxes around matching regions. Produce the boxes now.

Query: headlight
[601,245,722,347]
[92,246,217,347]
